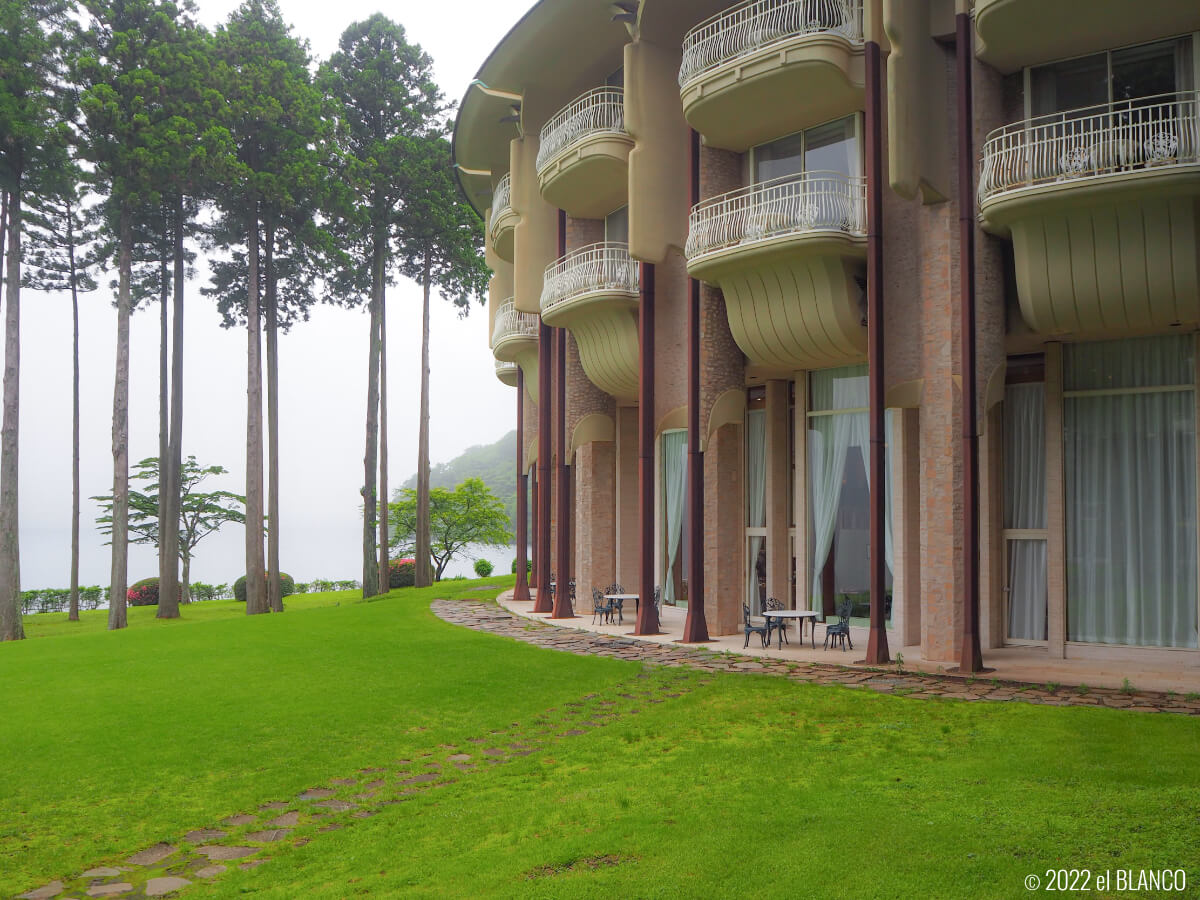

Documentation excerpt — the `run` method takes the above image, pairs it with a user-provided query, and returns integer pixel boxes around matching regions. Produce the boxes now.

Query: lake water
[440,543,525,579]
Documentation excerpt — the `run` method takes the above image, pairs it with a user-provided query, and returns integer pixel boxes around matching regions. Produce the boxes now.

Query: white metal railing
[979,91,1200,203]
[489,172,511,234]
[536,88,626,174]
[685,171,866,258]
[679,0,863,89]
[540,242,640,314]
[494,359,518,378]
[491,298,539,349]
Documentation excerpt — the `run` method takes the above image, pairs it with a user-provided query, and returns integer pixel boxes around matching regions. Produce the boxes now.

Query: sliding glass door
[1003,379,1047,641]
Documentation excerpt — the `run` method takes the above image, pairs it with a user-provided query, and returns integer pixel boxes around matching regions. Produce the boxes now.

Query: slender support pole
[552,323,574,617]
[534,316,553,613]
[958,11,984,672]
[865,38,890,665]
[683,128,709,643]
[635,262,661,634]
[530,467,539,589]
[513,367,531,603]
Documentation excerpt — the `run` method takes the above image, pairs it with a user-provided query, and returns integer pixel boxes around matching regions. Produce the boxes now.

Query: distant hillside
[400,430,518,533]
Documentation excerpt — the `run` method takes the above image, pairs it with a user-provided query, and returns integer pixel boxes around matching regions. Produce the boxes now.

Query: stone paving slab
[144,877,191,897]
[433,599,1199,716]
[126,844,175,866]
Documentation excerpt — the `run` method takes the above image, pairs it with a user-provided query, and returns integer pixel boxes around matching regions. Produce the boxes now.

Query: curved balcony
[980,92,1200,336]
[679,0,864,151]
[488,173,517,263]
[491,299,541,401]
[687,171,867,370]
[536,88,633,219]
[540,242,640,400]
[494,359,519,388]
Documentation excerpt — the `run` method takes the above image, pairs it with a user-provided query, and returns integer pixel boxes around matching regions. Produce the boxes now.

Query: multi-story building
[453,0,1200,677]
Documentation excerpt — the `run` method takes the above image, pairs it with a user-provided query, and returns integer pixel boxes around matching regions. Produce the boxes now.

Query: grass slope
[4,578,1199,898]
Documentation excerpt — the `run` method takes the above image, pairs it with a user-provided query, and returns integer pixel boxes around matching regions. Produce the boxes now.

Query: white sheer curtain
[1065,336,1198,648]
[808,367,867,611]
[746,409,766,614]
[1004,383,1047,640]
[662,430,687,604]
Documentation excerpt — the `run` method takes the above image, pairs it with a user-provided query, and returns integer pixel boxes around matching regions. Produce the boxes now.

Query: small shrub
[473,559,494,577]
[511,558,532,574]
[294,582,309,595]
[389,558,416,589]
[127,577,181,607]
[233,572,296,603]
[1120,677,1136,695]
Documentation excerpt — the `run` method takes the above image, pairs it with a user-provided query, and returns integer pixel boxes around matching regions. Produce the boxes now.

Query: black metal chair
[568,580,576,604]
[823,596,854,651]
[743,603,770,649]
[549,572,557,598]
[591,587,614,625]
[604,583,624,624]
[764,596,788,646]
[652,585,661,614]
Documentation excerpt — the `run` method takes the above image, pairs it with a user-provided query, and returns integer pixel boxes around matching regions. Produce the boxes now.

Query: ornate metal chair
[590,587,613,625]
[823,596,854,651]
[764,596,788,646]
[604,583,625,624]
[743,603,770,649]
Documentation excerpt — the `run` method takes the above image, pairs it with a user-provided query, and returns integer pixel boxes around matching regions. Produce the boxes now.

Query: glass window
[753,115,857,183]
[1030,37,1194,116]
[1064,335,1198,648]
[605,206,628,244]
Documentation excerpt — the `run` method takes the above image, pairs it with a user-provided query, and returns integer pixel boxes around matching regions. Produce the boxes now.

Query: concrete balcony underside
[982,168,1200,337]
[974,0,1200,73]
[494,359,519,388]
[489,207,518,263]
[689,232,867,372]
[681,33,864,152]
[542,291,640,401]
[537,132,634,219]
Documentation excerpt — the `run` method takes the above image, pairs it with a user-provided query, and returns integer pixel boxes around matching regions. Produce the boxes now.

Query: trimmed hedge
[473,559,494,577]
[128,577,183,607]
[510,558,532,574]
[233,572,296,603]
[389,558,415,589]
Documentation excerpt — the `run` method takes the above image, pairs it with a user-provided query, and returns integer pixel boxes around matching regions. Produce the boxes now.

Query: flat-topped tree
[22,153,101,624]
[392,134,490,589]
[75,0,198,630]
[318,14,444,599]
[0,0,73,641]
[209,0,331,614]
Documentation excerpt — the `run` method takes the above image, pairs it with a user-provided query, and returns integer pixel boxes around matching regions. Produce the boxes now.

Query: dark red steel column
[682,128,709,643]
[552,324,574,617]
[958,11,984,672]
[534,315,553,613]
[513,367,531,603]
[530,467,539,590]
[634,262,661,634]
[864,39,890,665]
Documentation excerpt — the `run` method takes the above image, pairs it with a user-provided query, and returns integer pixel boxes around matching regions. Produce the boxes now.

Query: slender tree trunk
[0,191,7,307]
[181,553,191,606]
[265,218,282,613]
[159,197,186,619]
[377,282,389,592]
[0,189,24,640]
[157,212,169,608]
[108,207,132,631]
[361,230,382,598]
[414,249,433,589]
[245,208,266,615]
[67,201,81,622]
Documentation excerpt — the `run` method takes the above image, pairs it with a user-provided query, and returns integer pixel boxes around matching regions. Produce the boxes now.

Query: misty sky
[16,0,532,588]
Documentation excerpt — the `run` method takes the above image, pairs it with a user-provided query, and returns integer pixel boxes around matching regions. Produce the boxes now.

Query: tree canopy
[388,478,509,582]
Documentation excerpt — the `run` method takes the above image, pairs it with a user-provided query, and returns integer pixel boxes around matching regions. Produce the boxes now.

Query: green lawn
[3,577,1198,898]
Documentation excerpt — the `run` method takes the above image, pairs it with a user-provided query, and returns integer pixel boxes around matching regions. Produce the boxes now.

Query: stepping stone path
[22,597,1196,900]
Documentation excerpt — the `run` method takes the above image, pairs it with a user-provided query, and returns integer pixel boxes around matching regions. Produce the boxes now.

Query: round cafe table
[761,608,820,649]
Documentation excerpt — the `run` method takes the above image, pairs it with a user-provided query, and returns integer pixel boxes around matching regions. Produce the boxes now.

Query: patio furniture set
[742,596,854,651]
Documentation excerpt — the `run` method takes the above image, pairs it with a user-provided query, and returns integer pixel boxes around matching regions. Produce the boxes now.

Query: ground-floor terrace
[512,330,1200,691]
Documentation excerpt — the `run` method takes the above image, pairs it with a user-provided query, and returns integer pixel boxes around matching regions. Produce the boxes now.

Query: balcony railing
[536,88,626,174]
[491,298,539,349]
[494,359,518,379]
[686,171,866,259]
[540,242,640,314]
[979,91,1200,204]
[679,0,863,89]
[489,172,511,234]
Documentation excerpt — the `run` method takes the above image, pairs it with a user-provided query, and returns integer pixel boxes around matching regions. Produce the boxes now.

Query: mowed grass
[4,577,1200,898]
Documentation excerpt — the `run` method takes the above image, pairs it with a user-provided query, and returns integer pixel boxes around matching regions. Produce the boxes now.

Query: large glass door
[1003,368,1048,642]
